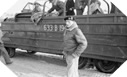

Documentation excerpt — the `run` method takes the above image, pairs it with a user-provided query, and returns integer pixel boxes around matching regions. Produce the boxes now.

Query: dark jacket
[48,0,64,16]
[66,0,75,15]
[63,24,87,57]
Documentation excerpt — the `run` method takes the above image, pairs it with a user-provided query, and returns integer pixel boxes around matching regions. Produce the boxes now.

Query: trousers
[0,44,11,64]
[65,54,79,77]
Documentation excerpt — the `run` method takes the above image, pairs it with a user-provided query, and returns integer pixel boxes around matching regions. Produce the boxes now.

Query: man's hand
[55,11,59,15]
[79,5,84,9]
[69,8,73,11]
[62,51,67,60]
[72,53,78,58]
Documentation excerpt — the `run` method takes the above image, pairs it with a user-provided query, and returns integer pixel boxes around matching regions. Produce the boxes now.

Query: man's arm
[48,5,55,13]
[0,29,3,43]
[57,1,64,14]
[73,28,87,57]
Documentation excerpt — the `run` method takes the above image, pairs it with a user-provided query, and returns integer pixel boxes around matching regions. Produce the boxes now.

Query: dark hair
[64,16,75,21]
[49,0,52,1]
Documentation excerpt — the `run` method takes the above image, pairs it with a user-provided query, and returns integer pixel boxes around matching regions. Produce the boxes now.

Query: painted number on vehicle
[44,25,65,32]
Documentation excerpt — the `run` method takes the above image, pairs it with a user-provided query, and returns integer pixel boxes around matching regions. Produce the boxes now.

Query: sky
[7,0,36,13]
[0,0,36,18]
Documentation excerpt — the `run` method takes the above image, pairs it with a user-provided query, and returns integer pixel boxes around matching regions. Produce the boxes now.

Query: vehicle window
[22,3,35,13]
[35,1,52,13]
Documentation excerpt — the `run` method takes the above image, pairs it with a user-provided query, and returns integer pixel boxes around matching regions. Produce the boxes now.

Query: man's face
[65,20,73,28]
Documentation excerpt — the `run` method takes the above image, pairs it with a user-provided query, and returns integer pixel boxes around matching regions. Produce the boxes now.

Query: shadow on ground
[14,50,67,67]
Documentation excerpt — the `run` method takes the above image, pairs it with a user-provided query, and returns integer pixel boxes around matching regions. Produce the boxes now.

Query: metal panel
[1,14,127,62]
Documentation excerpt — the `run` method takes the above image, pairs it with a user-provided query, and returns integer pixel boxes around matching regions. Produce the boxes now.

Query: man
[0,26,12,65]
[31,2,42,25]
[66,0,75,16]
[63,16,87,77]
[89,0,104,15]
[75,0,88,15]
[33,2,41,13]
[47,0,64,16]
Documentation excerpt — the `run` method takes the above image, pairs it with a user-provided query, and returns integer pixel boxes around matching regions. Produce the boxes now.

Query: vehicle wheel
[27,51,36,54]
[78,57,89,69]
[94,60,120,73]
[5,47,15,58]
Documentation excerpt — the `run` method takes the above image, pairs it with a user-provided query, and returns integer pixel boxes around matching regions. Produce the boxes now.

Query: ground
[5,49,111,77]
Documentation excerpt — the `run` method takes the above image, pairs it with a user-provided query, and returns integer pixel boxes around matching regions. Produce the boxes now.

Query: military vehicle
[1,0,127,73]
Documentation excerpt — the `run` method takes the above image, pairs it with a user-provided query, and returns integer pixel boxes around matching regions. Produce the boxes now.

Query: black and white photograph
[0,0,127,77]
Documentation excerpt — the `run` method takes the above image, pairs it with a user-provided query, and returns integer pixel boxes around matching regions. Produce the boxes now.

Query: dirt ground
[5,49,111,77]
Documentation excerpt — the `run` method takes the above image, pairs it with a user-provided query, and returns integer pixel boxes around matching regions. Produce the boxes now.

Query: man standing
[66,0,75,16]
[63,16,87,77]
[75,0,88,15]
[47,0,64,16]
[89,0,104,15]
[0,26,12,65]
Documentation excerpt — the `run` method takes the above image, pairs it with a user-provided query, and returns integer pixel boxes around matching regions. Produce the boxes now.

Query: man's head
[34,2,41,6]
[49,0,53,2]
[64,16,75,28]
